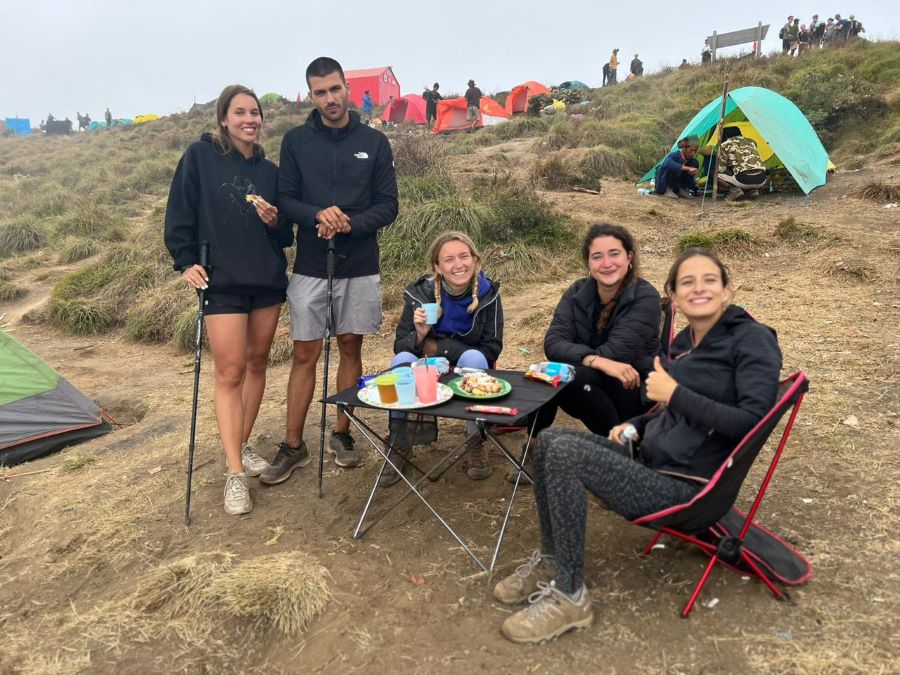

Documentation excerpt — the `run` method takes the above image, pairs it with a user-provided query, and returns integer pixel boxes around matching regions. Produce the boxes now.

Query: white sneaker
[224,473,252,515]
[241,444,271,477]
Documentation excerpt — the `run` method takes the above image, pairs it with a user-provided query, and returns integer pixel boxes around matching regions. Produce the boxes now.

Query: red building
[343,66,401,107]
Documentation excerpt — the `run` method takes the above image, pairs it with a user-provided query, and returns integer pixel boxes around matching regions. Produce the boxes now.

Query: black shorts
[203,291,286,316]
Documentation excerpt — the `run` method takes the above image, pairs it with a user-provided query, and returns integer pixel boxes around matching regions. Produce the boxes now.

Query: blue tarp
[4,118,31,135]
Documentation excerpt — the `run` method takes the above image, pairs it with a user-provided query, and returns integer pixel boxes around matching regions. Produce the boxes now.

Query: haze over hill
[4,0,899,125]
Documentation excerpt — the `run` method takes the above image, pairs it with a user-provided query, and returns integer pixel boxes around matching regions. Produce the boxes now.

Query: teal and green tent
[641,86,832,195]
[0,330,110,466]
[260,92,284,105]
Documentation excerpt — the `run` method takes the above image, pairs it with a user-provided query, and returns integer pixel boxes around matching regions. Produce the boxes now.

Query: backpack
[779,27,786,39]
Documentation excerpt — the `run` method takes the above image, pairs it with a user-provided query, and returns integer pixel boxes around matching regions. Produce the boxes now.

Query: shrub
[849,182,900,203]
[0,281,25,301]
[59,238,100,263]
[397,171,457,204]
[785,64,887,131]
[476,178,574,249]
[124,284,193,344]
[59,202,126,241]
[529,153,577,190]
[0,221,45,258]
[390,134,446,176]
[47,298,114,334]
[677,228,762,255]
[774,217,819,241]
[52,263,117,301]
[578,147,630,183]
[492,116,550,140]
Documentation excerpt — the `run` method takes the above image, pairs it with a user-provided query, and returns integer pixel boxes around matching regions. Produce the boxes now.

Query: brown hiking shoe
[378,438,412,488]
[493,550,555,605]
[463,437,492,480]
[501,581,593,644]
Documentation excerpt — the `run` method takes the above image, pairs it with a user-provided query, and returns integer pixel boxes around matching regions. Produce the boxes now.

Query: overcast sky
[2,1,898,126]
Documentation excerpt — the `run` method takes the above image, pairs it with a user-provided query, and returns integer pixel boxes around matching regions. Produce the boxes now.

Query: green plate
[447,376,512,400]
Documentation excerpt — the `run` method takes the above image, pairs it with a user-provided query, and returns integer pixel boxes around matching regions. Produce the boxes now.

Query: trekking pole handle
[326,237,336,277]
[199,240,209,270]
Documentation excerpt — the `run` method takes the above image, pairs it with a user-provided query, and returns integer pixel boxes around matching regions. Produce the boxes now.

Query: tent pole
[706,79,730,209]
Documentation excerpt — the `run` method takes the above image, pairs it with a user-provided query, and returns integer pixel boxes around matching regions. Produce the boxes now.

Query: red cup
[413,365,439,403]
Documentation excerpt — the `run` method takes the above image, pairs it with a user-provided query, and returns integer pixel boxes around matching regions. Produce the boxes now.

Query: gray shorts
[466,105,480,121]
[287,273,382,341]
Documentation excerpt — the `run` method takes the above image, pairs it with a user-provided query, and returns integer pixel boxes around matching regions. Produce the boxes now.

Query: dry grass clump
[173,307,202,353]
[59,449,97,472]
[0,280,25,301]
[0,220,45,258]
[391,133,446,176]
[268,305,294,365]
[774,216,820,242]
[850,181,900,203]
[58,201,126,241]
[821,255,877,282]
[677,228,764,256]
[578,146,630,182]
[58,237,100,263]
[47,298,114,334]
[529,152,577,190]
[124,282,194,344]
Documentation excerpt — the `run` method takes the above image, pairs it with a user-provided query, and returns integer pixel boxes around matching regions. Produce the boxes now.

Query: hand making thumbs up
[646,356,678,405]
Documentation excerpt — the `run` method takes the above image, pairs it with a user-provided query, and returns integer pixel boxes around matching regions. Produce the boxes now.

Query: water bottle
[622,424,638,458]
[637,188,652,196]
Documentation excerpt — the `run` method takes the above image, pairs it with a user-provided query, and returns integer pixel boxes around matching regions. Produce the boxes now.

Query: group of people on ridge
[164,56,783,644]
[781,13,864,55]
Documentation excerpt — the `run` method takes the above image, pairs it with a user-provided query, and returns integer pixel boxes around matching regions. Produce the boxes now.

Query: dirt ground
[1,152,898,673]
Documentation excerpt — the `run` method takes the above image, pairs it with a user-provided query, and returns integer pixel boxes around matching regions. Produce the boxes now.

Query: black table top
[324,369,568,425]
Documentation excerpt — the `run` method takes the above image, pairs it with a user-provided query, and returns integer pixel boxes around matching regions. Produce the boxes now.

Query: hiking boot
[724,187,744,202]
[493,550,555,605]
[241,443,271,477]
[677,189,694,199]
[223,473,252,515]
[501,581,593,644]
[329,431,360,468]
[506,443,535,484]
[463,437,492,480]
[259,441,310,485]
[378,437,412,488]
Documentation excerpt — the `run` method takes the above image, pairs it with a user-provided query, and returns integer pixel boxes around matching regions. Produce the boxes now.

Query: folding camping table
[324,369,568,571]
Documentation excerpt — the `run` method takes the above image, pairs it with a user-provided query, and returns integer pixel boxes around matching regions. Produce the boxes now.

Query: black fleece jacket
[543,276,661,373]
[630,305,782,480]
[393,275,503,364]
[164,134,293,294]
[278,110,398,279]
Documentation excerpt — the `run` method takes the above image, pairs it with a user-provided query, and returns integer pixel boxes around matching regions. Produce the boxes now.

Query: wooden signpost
[707,22,769,60]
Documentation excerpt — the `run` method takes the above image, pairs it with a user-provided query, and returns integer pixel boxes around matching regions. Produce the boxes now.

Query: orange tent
[432,97,511,133]
[504,81,551,114]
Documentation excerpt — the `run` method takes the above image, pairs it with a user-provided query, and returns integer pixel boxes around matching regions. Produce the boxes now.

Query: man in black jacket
[263,57,398,482]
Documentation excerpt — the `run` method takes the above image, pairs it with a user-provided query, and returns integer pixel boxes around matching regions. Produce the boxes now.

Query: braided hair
[427,231,483,320]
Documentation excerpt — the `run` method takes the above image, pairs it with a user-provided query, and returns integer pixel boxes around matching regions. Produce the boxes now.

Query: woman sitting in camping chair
[492,247,782,644]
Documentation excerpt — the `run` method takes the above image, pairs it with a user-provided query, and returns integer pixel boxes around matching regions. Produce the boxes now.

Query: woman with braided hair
[384,231,504,485]
[522,224,660,466]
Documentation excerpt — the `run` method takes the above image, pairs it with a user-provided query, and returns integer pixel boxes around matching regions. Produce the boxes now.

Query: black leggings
[531,365,648,438]
[533,428,701,594]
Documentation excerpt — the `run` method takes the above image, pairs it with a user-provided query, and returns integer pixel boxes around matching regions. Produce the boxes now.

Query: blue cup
[392,367,417,405]
[422,302,439,325]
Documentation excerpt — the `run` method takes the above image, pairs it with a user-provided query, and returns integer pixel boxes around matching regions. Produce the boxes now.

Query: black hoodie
[164,134,293,294]
[278,110,398,279]
[630,305,782,480]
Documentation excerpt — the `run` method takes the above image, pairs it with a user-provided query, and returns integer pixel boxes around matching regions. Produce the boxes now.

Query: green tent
[0,330,110,466]
[641,86,831,195]
[260,92,284,105]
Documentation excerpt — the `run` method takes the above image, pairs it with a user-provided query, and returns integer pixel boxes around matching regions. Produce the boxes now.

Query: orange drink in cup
[374,373,399,404]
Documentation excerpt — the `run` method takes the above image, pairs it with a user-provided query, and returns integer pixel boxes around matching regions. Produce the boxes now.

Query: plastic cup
[393,367,416,405]
[373,373,399,404]
[422,303,439,325]
[413,365,439,403]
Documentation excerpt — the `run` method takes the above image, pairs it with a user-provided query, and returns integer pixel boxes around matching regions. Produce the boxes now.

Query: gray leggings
[533,428,701,594]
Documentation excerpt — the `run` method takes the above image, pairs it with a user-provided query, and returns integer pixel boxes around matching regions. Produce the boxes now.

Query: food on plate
[459,372,502,397]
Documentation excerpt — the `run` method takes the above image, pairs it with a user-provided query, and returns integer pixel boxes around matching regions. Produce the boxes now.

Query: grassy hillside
[0,40,897,356]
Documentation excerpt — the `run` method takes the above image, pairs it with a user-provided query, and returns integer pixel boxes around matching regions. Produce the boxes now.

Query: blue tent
[640,87,831,195]
[4,118,31,135]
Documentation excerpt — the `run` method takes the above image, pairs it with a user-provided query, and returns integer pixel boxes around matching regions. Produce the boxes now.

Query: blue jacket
[362,94,374,113]
[659,149,688,175]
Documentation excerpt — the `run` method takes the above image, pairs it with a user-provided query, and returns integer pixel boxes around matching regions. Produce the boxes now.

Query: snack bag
[524,361,575,387]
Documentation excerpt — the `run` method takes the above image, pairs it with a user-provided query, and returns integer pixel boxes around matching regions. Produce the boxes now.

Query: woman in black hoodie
[164,85,293,516]
[527,224,661,452]
[493,248,782,644]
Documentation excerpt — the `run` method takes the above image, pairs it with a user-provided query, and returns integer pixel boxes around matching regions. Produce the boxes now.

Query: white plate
[356,382,453,410]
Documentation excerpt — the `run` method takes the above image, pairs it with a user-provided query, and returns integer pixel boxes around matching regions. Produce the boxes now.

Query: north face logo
[354,152,369,159]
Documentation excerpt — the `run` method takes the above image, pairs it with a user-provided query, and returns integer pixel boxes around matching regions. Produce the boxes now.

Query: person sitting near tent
[361,90,374,125]
[512,224,660,481]
[381,231,503,486]
[630,54,643,78]
[423,83,442,129]
[712,126,768,201]
[164,84,293,516]
[654,135,700,198]
[493,247,782,644]
[465,79,482,131]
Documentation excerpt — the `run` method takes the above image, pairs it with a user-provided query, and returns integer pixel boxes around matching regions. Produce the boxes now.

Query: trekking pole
[317,237,337,498]
[184,241,209,526]
[700,79,730,215]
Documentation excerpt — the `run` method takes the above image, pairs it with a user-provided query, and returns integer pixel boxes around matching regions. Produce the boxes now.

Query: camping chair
[633,371,811,617]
